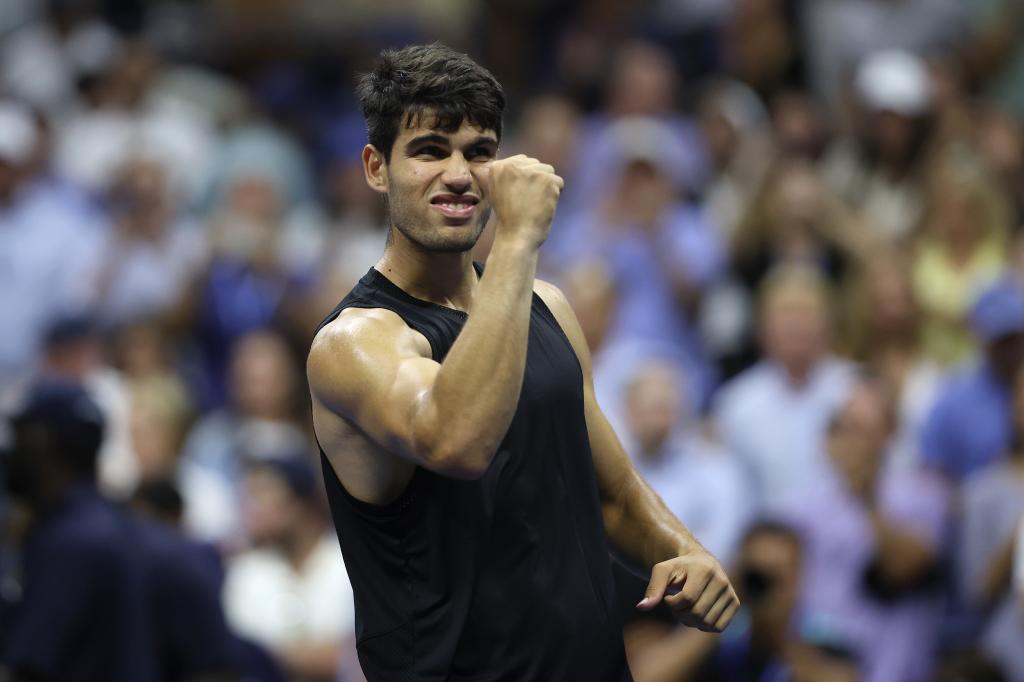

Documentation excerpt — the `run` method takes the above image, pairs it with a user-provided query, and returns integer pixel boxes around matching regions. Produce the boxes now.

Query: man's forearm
[603,471,704,569]
[415,235,538,475]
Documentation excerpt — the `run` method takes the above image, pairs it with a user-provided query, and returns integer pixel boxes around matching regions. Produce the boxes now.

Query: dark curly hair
[356,43,505,161]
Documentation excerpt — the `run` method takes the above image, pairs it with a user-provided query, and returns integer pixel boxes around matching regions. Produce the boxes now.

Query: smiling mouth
[430,194,479,220]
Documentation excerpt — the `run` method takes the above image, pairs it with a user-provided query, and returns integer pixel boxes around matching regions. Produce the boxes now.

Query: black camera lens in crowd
[741,568,775,604]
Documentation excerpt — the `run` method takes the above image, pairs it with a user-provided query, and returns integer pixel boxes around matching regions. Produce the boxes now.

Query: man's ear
[363,144,388,194]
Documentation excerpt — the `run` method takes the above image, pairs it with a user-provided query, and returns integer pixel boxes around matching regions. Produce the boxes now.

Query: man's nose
[441,152,472,191]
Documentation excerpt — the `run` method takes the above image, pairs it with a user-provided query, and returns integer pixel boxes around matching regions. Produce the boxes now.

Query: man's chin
[425,236,480,253]
[404,219,488,253]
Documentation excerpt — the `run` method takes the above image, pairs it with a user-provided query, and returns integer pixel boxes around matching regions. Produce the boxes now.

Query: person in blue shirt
[0,379,158,682]
[1,380,238,682]
[920,277,1024,481]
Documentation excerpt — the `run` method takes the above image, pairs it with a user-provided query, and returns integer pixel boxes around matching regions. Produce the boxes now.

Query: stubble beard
[386,194,491,253]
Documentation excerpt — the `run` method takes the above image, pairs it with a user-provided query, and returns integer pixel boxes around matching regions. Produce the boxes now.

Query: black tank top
[312,266,632,681]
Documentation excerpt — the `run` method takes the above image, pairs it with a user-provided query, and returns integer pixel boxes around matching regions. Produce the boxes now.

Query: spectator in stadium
[128,377,191,484]
[912,153,1010,367]
[176,169,318,408]
[787,377,948,682]
[731,156,871,294]
[0,380,238,682]
[801,2,966,119]
[713,264,856,514]
[0,0,121,115]
[223,457,355,682]
[842,253,944,472]
[959,365,1024,681]
[0,380,156,682]
[620,358,749,565]
[697,78,773,240]
[721,0,804,101]
[822,50,938,245]
[975,105,1024,228]
[921,277,1024,481]
[93,156,206,325]
[299,116,389,309]
[549,116,725,403]
[964,0,1024,121]
[178,328,310,547]
[0,100,106,393]
[36,314,135,499]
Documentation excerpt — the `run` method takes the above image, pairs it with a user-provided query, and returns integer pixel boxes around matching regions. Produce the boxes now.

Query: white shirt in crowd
[223,534,355,650]
[628,433,751,566]
[713,358,857,515]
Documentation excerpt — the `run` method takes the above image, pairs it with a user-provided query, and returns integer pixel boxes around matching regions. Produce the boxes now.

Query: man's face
[827,384,891,484]
[760,293,828,371]
[371,114,497,253]
[625,365,684,456]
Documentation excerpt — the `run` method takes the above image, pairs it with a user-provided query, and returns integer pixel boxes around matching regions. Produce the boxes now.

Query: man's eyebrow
[465,136,498,149]
[405,133,450,149]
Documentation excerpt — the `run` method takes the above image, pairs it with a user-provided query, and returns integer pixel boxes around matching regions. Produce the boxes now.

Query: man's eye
[471,148,494,161]
[418,146,447,158]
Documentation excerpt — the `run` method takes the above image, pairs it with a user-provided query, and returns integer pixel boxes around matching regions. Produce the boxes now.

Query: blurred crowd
[1,0,1024,681]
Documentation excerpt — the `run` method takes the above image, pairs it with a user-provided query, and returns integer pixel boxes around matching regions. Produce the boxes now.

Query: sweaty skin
[307,115,738,633]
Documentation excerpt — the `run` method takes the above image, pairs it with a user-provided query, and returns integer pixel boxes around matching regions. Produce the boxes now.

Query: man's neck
[375,236,479,312]
[775,359,817,388]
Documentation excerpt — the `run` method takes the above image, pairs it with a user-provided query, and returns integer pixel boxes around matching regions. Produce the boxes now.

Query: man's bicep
[308,312,441,461]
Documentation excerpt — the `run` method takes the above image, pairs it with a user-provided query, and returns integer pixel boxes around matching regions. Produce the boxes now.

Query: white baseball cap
[855,50,932,117]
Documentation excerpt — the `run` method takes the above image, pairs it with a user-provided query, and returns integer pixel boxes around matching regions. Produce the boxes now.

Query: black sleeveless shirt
[312,267,632,681]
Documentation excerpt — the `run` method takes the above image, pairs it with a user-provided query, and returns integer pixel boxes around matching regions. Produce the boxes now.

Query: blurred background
[1,0,1024,680]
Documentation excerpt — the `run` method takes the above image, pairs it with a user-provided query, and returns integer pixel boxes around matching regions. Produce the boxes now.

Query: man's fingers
[638,562,678,610]
[713,598,740,632]
[665,570,710,612]
[703,589,736,628]
[685,578,728,621]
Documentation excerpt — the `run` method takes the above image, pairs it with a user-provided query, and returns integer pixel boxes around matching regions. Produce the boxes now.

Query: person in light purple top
[787,378,949,682]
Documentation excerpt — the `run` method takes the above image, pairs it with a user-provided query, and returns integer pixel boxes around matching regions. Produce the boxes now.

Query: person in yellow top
[912,154,1011,366]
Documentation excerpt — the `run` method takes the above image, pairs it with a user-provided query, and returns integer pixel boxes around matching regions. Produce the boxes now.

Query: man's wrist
[490,224,546,255]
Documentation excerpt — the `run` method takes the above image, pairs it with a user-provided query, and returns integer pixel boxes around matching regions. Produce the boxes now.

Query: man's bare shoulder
[307,307,432,406]
[310,307,430,368]
[533,278,570,312]
[532,277,592,370]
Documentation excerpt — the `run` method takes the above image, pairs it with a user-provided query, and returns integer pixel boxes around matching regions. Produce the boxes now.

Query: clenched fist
[482,154,563,248]
[637,549,740,633]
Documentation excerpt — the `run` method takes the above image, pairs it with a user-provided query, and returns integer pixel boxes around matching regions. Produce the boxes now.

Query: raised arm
[308,155,562,480]
[535,281,739,633]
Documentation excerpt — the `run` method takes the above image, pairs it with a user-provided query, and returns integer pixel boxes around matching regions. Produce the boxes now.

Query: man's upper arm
[307,308,441,465]
[534,280,637,503]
